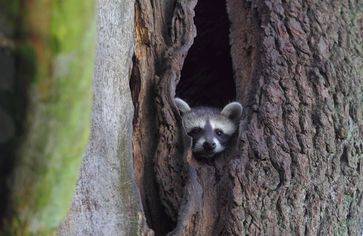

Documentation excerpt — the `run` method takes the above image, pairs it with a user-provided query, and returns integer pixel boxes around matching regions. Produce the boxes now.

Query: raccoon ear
[175,98,191,114]
[221,102,243,122]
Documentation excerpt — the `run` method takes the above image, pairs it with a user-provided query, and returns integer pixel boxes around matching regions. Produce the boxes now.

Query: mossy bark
[0,0,96,235]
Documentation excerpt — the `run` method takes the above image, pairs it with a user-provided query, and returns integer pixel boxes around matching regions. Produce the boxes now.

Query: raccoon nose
[203,141,216,151]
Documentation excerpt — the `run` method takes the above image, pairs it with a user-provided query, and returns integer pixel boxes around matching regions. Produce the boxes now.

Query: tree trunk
[58,0,152,235]
[131,0,363,235]
[44,0,363,235]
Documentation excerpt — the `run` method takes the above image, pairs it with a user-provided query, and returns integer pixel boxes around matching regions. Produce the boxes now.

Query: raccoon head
[175,98,242,158]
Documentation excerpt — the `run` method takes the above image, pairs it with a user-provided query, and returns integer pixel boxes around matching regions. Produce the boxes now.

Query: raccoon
[175,98,242,158]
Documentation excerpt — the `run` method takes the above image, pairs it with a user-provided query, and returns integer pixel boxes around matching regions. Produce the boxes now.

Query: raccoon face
[175,98,243,158]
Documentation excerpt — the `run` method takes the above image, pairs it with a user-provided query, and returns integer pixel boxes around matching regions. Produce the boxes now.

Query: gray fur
[221,102,243,122]
[175,98,243,158]
[175,98,191,114]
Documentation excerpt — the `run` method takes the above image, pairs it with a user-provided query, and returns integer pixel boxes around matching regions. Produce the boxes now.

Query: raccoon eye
[215,129,224,136]
[190,127,202,135]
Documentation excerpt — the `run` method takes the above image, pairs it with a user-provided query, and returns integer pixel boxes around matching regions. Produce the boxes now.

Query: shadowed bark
[132,0,363,235]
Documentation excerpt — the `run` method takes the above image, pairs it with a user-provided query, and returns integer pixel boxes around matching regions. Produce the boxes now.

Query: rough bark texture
[3,0,360,235]
[132,0,363,235]
[224,1,363,235]
[132,0,199,234]
[57,0,153,235]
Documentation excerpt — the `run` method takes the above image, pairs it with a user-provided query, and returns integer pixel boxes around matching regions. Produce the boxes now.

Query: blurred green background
[0,1,95,234]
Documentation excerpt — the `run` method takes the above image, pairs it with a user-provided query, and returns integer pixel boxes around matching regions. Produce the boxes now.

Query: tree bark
[224,1,363,235]
[132,0,363,235]
[6,0,358,235]
[58,0,152,235]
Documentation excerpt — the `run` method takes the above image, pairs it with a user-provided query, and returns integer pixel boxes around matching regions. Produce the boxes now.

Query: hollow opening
[132,0,236,235]
[176,0,235,109]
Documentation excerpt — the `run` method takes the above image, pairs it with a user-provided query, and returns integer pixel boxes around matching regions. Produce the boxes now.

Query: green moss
[6,0,96,234]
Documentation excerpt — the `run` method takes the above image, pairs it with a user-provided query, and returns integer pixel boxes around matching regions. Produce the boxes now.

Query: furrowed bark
[132,0,199,234]
[2,1,360,234]
[132,0,363,235]
[222,0,363,235]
